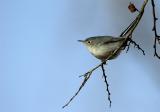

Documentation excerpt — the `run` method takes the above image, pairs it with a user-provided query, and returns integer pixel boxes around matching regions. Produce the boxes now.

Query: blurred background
[0,0,160,112]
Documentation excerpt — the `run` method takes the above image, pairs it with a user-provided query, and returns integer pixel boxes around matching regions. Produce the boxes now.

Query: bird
[78,36,125,61]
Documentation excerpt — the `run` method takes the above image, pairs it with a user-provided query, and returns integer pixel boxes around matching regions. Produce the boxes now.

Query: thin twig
[127,38,145,55]
[62,62,104,108]
[126,41,131,53]
[101,64,111,107]
[151,0,160,59]
[125,35,132,53]
[62,72,91,108]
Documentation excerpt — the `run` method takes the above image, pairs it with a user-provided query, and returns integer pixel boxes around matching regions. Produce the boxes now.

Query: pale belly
[87,43,122,60]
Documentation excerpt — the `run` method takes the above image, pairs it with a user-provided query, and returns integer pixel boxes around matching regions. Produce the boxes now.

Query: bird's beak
[78,40,85,43]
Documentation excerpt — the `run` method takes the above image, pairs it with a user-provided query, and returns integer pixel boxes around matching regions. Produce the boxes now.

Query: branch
[151,0,160,59]
[101,64,111,107]
[62,62,104,108]
[62,73,91,108]
[125,38,145,55]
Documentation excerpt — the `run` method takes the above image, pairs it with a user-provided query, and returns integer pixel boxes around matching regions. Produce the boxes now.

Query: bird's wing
[103,37,125,44]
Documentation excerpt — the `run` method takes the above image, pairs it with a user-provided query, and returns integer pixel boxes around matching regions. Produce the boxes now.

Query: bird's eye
[87,41,91,44]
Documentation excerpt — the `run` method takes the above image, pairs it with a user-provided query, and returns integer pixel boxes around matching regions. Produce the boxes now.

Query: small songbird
[78,36,125,61]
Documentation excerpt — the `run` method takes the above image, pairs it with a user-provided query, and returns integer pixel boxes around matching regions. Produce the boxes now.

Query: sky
[0,0,160,112]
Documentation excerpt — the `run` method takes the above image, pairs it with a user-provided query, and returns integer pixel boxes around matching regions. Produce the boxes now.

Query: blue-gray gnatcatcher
[78,36,125,61]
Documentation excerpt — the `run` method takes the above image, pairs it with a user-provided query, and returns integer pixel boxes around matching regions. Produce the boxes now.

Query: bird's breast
[87,43,122,60]
[87,46,111,59]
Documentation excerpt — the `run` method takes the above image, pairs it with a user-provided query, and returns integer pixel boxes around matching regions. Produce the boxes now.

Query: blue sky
[1,0,160,112]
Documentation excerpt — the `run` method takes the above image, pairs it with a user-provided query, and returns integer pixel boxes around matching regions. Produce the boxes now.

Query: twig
[125,35,132,53]
[151,0,160,59]
[127,38,145,55]
[62,62,104,108]
[101,64,111,107]
[62,72,91,108]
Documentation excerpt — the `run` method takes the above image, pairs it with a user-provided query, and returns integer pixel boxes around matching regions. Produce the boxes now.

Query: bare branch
[62,72,92,108]
[127,38,145,55]
[151,0,160,59]
[101,64,111,107]
[62,62,104,108]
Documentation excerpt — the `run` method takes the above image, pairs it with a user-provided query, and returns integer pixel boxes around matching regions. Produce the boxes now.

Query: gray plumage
[78,36,125,61]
